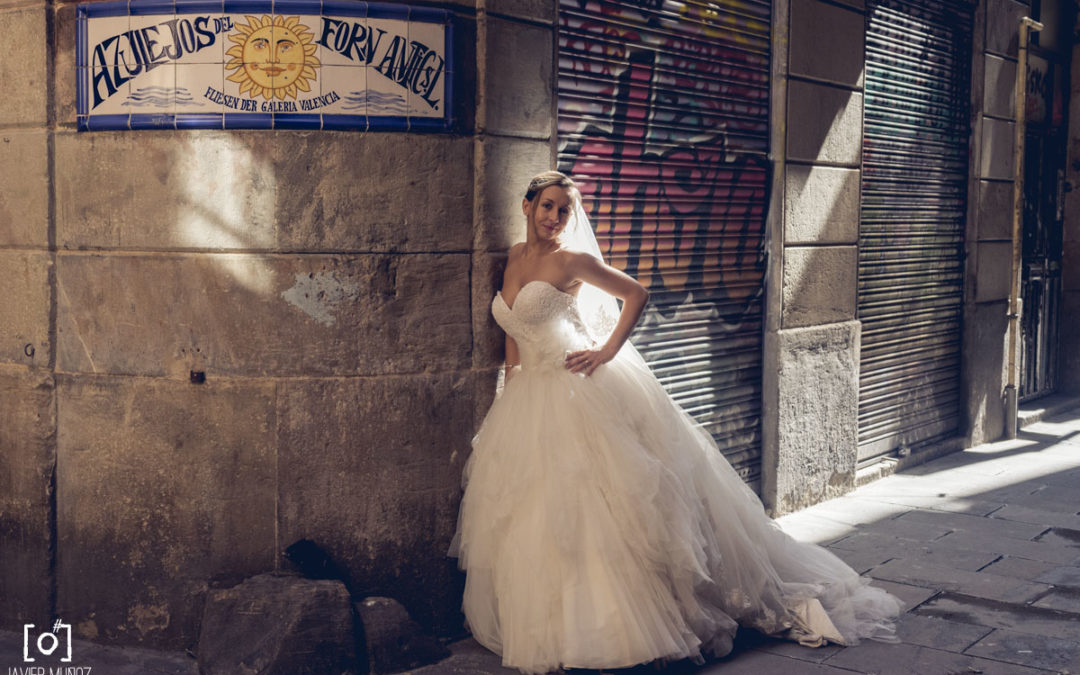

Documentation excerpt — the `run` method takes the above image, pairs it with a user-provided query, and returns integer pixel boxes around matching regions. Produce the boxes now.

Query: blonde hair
[524,170,581,207]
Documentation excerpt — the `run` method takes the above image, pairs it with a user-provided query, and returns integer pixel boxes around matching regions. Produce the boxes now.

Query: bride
[449,171,901,674]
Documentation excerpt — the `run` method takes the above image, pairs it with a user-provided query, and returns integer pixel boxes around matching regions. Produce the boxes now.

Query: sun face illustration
[226,15,320,101]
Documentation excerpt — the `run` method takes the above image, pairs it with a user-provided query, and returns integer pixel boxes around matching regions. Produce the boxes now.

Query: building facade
[0,0,1077,653]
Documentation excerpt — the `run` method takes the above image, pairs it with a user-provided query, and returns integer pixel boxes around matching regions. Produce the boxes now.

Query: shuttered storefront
[858,0,973,462]
[556,0,770,489]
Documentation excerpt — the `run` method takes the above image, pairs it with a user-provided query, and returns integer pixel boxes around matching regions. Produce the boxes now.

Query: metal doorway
[556,0,770,490]
[857,0,974,463]
[1019,16,1070,401]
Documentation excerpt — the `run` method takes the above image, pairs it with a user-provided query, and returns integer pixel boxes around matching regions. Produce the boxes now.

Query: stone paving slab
[823,544,895,574]
[749,638,845,664]
[1009,485,1080,514]
[965,627,1080,673]
[922,496,1010,516]
[788,497,911,527]
[1036,564,1080,588]
[916,592,1080,641]
[931,529,1080,565]
[866,579,939,610]
[826,514,955,543]
[1040,465,1080,488]
[896,506,1052,541]
[891,613,993,652]
[1035,526,1080,550]
[774,512,868,546]
[1034,588,1080,612]
[699,648,855,674]
[827,531,1002,571]
[868,557,1052,604]
[990,503,1080,530]
[980,555,1061,580]
[820,639,1051,675]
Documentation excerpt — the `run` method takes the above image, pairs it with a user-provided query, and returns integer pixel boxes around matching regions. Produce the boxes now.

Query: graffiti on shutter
[557,0,770,488]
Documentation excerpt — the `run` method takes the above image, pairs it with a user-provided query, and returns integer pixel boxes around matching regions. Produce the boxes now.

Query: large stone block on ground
[356,596,449,673]
[0,251,51,367]
[198,574,359,675]
[56,252,471,377]
[0,7,47,126]
[0,367,55,630]
[56,376,277,649]
[277,373,473,636]
[781,245,857,328]
[0,131,49,246]
[763,321,859,514]
[54,131,472,252]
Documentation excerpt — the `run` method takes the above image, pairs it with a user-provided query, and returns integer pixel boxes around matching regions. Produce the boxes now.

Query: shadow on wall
[49,130,475,651]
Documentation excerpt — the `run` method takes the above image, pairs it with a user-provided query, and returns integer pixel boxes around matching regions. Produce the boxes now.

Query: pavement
[3,403,1080,675]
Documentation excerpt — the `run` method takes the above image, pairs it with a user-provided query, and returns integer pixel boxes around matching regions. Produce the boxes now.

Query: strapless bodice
[492,281,595,371]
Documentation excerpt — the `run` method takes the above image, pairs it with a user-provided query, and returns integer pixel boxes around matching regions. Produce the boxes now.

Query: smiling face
[226,15,320,101]
[524,186,573,244]
[241,24,306,90]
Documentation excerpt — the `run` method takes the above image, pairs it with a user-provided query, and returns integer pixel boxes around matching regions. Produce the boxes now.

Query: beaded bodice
[492,281,594,371]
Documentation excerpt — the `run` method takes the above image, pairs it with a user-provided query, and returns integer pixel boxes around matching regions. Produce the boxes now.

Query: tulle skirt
[449,353,900,674]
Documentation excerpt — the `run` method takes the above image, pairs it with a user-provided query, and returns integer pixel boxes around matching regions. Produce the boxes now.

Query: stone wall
[762,0,865,515]
[0,0,557,652]
[963,0,1029,445]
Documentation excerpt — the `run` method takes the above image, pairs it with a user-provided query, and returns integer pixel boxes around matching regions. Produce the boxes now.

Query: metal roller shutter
[556,0,770,489]
[858,0,973,462]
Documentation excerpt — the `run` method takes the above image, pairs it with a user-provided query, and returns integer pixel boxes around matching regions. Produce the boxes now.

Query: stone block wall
[762,0,866,514]
[0,0,556,652]
[963,0,1028,445]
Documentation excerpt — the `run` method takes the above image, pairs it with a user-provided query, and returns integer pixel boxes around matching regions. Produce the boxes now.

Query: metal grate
[556,0,770,489]
[858,0,974,462]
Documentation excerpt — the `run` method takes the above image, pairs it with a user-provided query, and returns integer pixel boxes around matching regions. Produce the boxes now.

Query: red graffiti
[557,18,768,318]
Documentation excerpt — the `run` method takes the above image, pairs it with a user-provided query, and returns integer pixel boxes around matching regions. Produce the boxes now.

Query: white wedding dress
[449,279,901,674]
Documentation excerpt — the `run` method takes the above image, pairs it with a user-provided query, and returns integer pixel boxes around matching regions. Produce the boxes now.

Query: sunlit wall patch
[76,0,454,131]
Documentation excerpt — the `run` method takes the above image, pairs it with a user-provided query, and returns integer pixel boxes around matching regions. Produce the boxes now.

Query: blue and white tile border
[77,1,454,131]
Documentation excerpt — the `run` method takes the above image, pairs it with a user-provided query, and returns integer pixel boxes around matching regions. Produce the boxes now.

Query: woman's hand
[565,345,616,376]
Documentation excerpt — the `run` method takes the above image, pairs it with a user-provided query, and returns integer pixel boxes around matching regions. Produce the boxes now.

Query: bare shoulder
[504,242,527,270]
[502,242,527,286]
[560,249,604,274]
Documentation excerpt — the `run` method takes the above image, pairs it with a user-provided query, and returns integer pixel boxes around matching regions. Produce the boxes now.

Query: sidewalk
[4,405,1079,674]
[414,405,1080,675]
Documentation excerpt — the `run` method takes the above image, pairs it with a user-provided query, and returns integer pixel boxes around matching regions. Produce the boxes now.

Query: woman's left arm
[564,253,649,376]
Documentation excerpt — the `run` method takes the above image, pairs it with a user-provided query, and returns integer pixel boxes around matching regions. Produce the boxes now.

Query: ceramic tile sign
[76,1,453,131]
